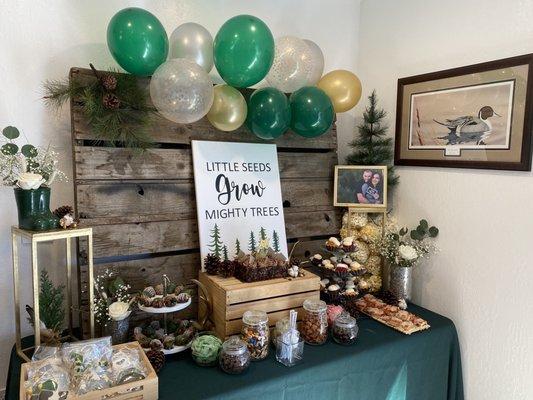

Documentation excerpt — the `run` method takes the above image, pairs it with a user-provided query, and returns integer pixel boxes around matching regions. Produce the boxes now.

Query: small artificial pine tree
[39,270,65,333]
[222,245,229,261]
[208,224,223,258]
[272,230,280,252]
[248,231,256,252]
[259,227,267,241]
[346,90,399,189]
[235,238,241,256]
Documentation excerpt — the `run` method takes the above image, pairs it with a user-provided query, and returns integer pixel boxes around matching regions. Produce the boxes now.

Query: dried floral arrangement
[93,270,132,327]
[0,126,65,189]
[377,219,439,268]
[43,64,154,150]
[26,270,65,345]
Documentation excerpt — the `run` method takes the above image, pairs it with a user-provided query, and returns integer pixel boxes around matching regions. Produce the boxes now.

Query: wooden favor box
[20,342,158,400]
[199,271,320,339]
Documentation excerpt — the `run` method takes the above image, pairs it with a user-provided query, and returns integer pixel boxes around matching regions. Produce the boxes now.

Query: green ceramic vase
[14,187,60,231]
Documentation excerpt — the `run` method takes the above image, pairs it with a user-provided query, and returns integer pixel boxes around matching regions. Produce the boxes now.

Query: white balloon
[303,39,324,85]
[170,22,214,72]
[150,58,214,124]
[266,36,313,93]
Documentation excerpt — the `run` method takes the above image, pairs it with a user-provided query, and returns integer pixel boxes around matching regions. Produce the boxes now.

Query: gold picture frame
[333,165,388,211]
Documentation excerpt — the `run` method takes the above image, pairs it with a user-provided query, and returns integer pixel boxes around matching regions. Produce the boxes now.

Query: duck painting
[433,106,500,145]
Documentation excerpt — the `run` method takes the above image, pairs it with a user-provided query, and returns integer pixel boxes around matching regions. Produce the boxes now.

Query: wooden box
[199,270,320,339]
[20,342,158,400]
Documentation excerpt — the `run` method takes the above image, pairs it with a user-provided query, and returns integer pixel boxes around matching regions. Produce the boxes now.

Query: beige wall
[355,0,533,399]
[0,0,360,389]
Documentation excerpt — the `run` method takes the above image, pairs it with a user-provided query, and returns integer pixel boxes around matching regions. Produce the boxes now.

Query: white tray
[143,340,192,355]
[138,297,191,314]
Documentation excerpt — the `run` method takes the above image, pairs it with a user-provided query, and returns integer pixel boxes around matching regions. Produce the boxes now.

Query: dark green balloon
[214,15,274,88]
[246,88,291,140]
[290,87,335,138]
[107,8,168,76]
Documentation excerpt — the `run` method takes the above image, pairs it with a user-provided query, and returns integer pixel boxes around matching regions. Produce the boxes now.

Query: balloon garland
[106,8,363,140]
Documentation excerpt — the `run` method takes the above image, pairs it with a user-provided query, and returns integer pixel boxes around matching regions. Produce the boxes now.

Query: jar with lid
[300,299,328,345]
[241,310,269,360]
[272,317,290,348]
[332,313,358,345]
[219,336,251,374]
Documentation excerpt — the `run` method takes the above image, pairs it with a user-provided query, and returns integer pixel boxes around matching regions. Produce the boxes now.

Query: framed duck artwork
[395,53,533,170]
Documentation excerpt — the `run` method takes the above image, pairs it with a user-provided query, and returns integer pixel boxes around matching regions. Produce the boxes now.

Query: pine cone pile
[218,260,236,278]
[53,205,73,219]
[204,254,221,275]
[103,93,120,109]
[146,349,165,373]
[101,74,117,91]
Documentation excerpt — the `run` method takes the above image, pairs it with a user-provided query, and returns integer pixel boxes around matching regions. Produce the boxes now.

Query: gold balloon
[317,70,362,113]
[207,84,247,131]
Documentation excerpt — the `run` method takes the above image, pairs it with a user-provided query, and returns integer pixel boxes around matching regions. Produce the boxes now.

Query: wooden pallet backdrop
[70,67,341,332]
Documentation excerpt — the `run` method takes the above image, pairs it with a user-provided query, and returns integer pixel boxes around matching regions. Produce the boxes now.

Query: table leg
[66,237,73,338]
[12,232,29,361]
[31,240,40,348]
[88,233,95,338]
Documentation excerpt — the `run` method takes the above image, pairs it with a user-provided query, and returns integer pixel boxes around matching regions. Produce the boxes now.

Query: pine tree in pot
[0,126,66,231]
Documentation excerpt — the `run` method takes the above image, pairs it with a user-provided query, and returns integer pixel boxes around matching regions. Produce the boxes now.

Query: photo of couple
[334,166,387,208]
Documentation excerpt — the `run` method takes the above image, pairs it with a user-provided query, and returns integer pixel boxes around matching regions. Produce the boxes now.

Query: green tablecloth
[6,304,463,400]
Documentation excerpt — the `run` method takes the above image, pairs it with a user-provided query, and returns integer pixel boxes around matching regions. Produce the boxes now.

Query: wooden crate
[20,342,158,400]
[199,271,320,339]
[70,67,340,333]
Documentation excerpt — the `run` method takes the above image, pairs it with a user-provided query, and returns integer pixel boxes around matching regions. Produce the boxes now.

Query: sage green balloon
[214,15,274,88]
[290,86,334,138]
[246,87,291,140]
[107,8,168,76]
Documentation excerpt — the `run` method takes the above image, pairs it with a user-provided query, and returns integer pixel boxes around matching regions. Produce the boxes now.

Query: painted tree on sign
[235,239,241,256]
[248,231,256,252]
[222,245,229,261]
[272,230,280,252]
[208,224,223,258]
[259,227,267,241]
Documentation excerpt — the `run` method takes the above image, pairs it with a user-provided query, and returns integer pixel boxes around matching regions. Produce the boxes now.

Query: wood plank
[70,68,337,150]
[227,275,319,303]
[86,208,341,258]
[76,179,332,221]
[74,146,336,181]
[226,291,318,319]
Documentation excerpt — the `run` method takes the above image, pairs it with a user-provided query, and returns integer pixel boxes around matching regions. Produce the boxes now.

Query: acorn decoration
[137,294,152,307]
[163,295,177,307]
[163,335,175,350]
[151,297,165,308]
[154,284,164,296]
[146,350,165,373]
[174,285,184,295]
[204,254,221,275]
[150,338,163,351]
[143,286,156,298]
[176,293,190,303]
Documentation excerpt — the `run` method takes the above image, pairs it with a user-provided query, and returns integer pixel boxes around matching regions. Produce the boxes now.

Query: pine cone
[218,260,236,278]
[146,349,165,373]
[204,254,221,275]
[290,257,301,267]
[103,93,120,109]
[101,74,117,91]
[53,205,73,219]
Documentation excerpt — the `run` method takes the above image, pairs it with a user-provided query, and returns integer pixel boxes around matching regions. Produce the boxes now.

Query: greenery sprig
[43,64,154,150]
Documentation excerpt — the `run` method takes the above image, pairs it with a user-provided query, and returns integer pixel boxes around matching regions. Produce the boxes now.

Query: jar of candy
[219,336,251,374]
[332,313,358,345]
[241,310,269,360]
[300,299,328,345]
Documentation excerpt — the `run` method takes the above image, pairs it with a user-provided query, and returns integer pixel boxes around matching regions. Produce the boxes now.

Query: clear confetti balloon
[266,36,313,93]
[169,22,214,72]
[303,39,324,85]
[150,58,214,124]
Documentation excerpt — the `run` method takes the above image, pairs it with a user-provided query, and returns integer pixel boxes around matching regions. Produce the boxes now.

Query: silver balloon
[266,36,312,93]
[150,58,214,124]
[303,39,324,85]
[169,22,214,72]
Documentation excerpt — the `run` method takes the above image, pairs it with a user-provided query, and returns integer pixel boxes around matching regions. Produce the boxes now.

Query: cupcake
[326,237,341,251]
[322,259,334,270]
[334,263,350,279]
[320,278,330,290]
[310,254,323,266]
[345,288,358,297]
[327,284,341,303]
[349,261,364,274]
[342,237,357,252]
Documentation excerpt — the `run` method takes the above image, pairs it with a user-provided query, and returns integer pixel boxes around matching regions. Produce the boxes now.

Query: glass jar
[241,310,269,360]
[219,336,251,374]
[300,299,328,345]
[332,313,358,345]
[272,317,290,349]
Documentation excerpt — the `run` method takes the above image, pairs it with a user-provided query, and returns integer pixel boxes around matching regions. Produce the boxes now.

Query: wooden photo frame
[395,53,533,171]
[333,165,387,210]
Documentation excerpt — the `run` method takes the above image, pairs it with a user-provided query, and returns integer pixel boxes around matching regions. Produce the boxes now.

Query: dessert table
[6,304,463,400]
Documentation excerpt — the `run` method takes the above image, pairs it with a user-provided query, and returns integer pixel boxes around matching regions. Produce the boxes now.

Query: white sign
[192,141,288,267]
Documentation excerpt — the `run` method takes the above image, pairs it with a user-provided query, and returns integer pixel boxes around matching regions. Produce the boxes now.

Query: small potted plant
[1,126,66,231]
[378,219,439,301]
